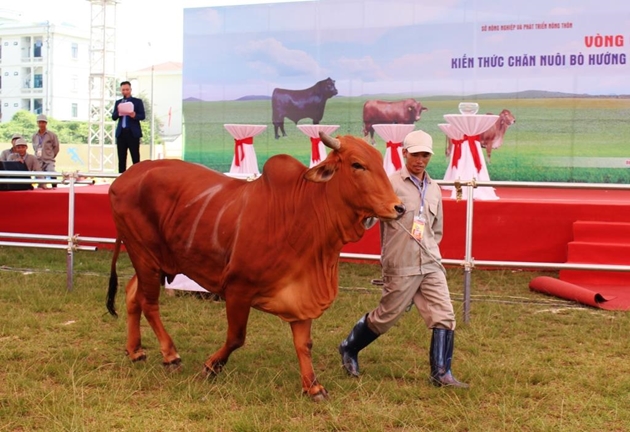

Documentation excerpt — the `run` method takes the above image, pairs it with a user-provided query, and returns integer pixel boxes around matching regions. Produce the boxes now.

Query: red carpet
[529,276,630,311]
[529,221,630,310]
[3,185,630,266]
[560,221,630,286]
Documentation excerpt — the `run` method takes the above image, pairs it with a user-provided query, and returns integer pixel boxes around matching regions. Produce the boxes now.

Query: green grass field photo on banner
[183,95,630,184]
[182,1,630,184]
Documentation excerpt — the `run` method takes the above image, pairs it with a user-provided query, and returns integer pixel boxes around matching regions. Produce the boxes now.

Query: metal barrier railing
[1,170,629,322]
[438,179,630,322]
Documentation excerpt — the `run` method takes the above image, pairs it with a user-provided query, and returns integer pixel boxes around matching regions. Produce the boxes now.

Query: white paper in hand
[118,101,134,116]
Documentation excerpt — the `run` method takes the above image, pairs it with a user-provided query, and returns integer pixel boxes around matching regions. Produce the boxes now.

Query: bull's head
[408,99,428,122]
[321,78,338,98]
[500,109,516,126]
[304,132,404,222]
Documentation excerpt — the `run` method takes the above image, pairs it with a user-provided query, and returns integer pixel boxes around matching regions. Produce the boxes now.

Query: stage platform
[3,184,630,264]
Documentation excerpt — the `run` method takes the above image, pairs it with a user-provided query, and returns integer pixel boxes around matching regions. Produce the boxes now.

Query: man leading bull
[338,129,469,388]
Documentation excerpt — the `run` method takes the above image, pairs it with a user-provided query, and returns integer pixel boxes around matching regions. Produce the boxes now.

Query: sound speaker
[0,161,34,191]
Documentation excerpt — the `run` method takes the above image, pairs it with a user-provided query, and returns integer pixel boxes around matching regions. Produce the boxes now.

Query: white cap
[403,130,433,154]
[14,138,28,147]
[36,114,48,123]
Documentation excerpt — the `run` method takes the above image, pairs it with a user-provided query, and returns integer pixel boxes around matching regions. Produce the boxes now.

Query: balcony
[20,57,44,64]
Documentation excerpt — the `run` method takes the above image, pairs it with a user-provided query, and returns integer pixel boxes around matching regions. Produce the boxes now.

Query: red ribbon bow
[450,134,482,173]
[386,141,403,171]
[234,136,253,167]
[310,137,323,164]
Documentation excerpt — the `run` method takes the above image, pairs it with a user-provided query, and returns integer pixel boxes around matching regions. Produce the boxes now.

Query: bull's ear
[304,160,337,183]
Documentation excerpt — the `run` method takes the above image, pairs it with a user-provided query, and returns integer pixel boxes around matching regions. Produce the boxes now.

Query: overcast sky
[6,0,313,75]
[182,0,630,100]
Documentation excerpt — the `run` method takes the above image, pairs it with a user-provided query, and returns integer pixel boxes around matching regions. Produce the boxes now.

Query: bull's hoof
[163,357,182,372]
[203,361,225,376]
[303,386,329,402]
[126,349,147,362]
[131,353,147,362]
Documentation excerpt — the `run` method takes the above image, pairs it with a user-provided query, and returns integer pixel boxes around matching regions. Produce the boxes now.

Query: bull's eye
[352,162,365,170]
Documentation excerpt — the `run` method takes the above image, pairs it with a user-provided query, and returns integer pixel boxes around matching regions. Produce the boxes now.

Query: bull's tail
[106,238,122,317]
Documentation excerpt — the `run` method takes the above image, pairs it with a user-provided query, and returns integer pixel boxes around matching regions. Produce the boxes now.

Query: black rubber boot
[338,314,379,377]
[429,328,469,388]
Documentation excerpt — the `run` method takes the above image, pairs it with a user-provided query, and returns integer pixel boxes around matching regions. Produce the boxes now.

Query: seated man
[10,138,42,172]
[0,134,23,161]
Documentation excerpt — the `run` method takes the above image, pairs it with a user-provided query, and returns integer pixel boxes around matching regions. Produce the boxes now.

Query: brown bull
[362,98,428,144]
[478,109,516,161]
[106,133,404,401]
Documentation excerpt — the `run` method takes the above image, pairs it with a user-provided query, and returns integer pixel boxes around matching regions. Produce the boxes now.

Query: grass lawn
[1,246,630,431]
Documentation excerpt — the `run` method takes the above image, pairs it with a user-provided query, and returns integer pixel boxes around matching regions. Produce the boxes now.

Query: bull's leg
[486,146,492,163]
[369,130,376,146]
[273,123,280,139]
[279,121,287,137]
[136,272,181,369]
[290,319,328,401]
[124,275,146,361]
[203,292,251,375]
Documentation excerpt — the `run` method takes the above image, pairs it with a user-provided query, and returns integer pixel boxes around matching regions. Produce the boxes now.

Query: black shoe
[338,314,379,377]
[429,328,469,388]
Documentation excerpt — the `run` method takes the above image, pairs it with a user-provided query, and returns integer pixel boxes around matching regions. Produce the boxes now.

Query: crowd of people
[0,114,59,189]
[0,80,146,188]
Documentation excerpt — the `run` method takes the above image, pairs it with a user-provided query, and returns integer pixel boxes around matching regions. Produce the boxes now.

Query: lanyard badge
[411,213,426,241]
[410,174,429,242]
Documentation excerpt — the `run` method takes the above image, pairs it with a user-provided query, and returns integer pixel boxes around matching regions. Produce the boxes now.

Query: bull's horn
[319,131,341,150]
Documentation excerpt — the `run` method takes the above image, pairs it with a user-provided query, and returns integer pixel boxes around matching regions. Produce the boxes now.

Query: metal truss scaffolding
[87,0,118,172]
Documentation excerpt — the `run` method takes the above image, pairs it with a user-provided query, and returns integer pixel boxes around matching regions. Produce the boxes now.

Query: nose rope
[394,218,444,268]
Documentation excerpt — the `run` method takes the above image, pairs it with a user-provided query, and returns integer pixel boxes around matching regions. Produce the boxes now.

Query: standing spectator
[338,129,469,388]
[31,114,60,187]
[0,134,23,161]
[112,80,146,173]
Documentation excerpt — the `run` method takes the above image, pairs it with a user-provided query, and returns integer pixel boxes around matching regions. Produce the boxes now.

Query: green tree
[0,111,37,142]
[136,92,164,145]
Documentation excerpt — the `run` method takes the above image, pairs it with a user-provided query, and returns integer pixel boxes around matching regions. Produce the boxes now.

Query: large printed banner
[183,0,630,183]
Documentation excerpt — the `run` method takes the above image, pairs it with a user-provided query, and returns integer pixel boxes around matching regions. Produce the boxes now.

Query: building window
[71,75,78,92]
[34,99,43,114]
[71,43,78,59]
[34,39,43,58]
[72,103,78,118]
[34,74,43,89]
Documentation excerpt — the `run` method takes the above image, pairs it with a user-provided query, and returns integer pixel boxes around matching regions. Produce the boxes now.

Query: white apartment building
[0,14,90,123]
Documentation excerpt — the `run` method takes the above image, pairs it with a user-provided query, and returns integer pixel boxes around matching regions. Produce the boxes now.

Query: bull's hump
[110,160,240,200]
[262,155,306,185]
